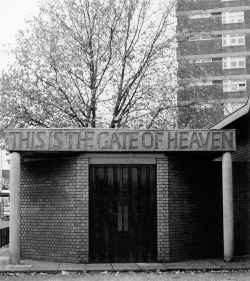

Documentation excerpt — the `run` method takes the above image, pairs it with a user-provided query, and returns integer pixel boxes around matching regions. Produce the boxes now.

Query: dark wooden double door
[89,165,157,263]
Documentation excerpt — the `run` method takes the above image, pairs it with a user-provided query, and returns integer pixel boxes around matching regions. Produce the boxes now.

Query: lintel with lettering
[7,128,236,152]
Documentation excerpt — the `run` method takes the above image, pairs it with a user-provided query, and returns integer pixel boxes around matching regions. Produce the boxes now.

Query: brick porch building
[6,127,241,264]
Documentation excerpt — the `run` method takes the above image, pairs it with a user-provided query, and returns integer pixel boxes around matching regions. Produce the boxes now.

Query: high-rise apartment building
[176,0,250,126]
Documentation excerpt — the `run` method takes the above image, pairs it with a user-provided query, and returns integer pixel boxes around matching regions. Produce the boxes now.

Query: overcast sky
[0,0,41,70]
[0,0,167,70]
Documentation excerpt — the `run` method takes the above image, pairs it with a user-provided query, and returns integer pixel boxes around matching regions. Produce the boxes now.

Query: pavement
[0,246,249,273]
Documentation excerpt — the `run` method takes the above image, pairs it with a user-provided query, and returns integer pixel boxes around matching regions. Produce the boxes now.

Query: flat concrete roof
[211,95,250,130]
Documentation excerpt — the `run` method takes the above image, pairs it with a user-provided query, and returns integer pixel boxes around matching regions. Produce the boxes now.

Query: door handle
[118,206,122,231]
[118,206,128,232]
[124,206,128,232]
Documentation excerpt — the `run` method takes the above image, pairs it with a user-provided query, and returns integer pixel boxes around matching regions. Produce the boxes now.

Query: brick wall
[178,39,223,57]
[156,158,169,262]
[178,36,250,57]
[212,124,250,256]
[20,156,89,263]
[19,152,249,263]
[233,162,250,255]
[168,158,223,261]
[228,117,249,255]
[177,0,249,11]
[177,13,250,35]
[177,16,222,35]
[232,127,250,162]
[156,157,224,262]
[139,154,248,261]
[178,57,250,78]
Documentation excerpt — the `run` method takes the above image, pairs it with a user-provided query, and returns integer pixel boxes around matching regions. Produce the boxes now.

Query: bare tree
[0,0,177,135]
[176,60,225,129]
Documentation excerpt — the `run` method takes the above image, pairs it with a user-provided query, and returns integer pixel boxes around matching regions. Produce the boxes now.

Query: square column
[9,152,21,264]
[156,158,169,262]
[222,152,234,262]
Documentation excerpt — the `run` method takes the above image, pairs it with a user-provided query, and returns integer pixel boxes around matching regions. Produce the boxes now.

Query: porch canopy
[7,128,235,156]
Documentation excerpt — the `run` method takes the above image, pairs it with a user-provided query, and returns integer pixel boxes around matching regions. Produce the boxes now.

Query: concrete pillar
[222,152,234,262]
[9,152,21,264]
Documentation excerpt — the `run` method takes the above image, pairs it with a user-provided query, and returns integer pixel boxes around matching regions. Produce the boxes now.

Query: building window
[194,58,213,63]
[212,80,223,85]
[222,34,245,46]
[190,80,213,87]
[212,57,223,62]
[223,80,246,92]
[222,11,244,24]
[189,80,224,87]
[223,57,246,69]
[189,35,212,41]
[211,12,222,18]
[189,13,211,19]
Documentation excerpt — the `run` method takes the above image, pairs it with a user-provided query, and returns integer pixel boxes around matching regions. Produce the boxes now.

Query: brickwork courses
[228,117,249,255]
[177,0,250,12]
[157,157,226,262]
[156,158,169,262]
[168,158,223,262]
[232,126,250,162]
[20,156,89,263]
[18,152,249,263]
[233,162,250,255]
[232,123,250,255]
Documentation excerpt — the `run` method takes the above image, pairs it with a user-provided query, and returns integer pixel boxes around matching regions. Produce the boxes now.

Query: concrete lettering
[129,133,139,149]
[198,132,210,149]
[53,131,63,149]
[35,131,46,149]
[189,132,201,150]
[109,132,122,149]
[222,132,234,150]
[168,132,178,149]
[211,132,221,150]
[155,132,163,149]
[7,129,236,152]
[179,132,189,149]
[142,132,154,149]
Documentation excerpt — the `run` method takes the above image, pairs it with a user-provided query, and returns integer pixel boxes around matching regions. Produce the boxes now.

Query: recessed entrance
[89,164,157,262]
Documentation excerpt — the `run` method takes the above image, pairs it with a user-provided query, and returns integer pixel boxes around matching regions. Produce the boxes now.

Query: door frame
[87,153,165,165]
[88,155,159,262]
